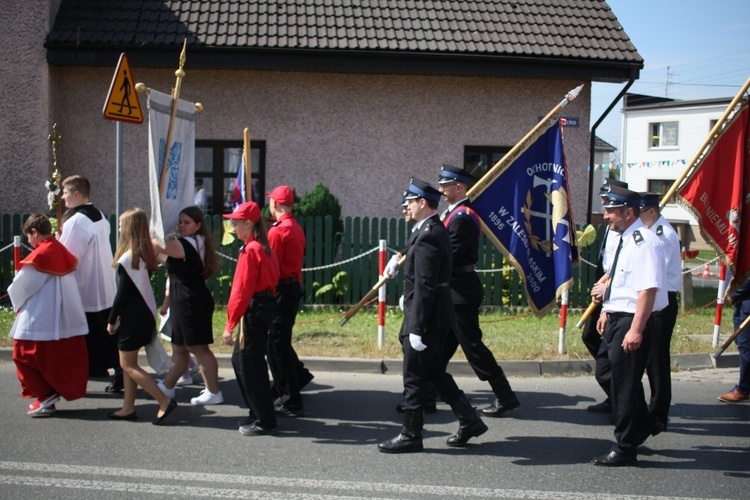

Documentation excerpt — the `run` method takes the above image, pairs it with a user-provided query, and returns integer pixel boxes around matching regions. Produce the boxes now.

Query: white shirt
[602,228,621,273]
[603,219,668,314]
[59,208,117,312]
[8,266,87,341]
[649,215,682,292]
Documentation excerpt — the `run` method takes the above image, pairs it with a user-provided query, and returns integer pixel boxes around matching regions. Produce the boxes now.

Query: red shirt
[268,212,306,283]
[225,238,279,332]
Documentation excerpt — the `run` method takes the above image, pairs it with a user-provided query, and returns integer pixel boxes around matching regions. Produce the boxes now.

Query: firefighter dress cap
[404,178,442,202]
[602,185,640,208]
[599,178,629,197]
[438,164,474,185]
[639,192,659,208]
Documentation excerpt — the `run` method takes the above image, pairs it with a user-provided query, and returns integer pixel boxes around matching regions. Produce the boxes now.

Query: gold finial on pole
[158,39,189,197]
[47,123,63,233]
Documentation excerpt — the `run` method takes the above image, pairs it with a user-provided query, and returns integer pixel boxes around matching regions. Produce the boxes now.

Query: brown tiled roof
[46,0,642,81]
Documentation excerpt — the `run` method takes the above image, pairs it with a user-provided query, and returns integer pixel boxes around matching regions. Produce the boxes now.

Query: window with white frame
[649,121,678,148]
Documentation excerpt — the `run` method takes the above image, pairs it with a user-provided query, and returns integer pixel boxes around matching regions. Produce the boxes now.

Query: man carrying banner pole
[379,178,487,454]
[435,164,519,417]
[590,186,667,466]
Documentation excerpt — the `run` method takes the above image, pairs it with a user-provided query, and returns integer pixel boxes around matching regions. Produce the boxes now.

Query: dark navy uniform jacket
[443,199,483,305]
[403,214,455,343]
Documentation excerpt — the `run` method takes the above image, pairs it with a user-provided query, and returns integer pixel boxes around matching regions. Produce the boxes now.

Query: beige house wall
[1,3,592,222]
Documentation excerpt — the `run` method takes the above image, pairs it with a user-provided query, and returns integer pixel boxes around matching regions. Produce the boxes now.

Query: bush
[296,183,344,234]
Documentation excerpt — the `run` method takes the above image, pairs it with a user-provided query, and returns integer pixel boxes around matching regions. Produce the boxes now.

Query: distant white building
[619,93,733,247]
[589,136,617,217]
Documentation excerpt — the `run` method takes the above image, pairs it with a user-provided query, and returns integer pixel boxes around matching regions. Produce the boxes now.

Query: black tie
[603,237,623,303]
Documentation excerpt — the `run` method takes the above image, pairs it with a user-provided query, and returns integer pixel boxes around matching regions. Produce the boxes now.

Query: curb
[0,348,737,377]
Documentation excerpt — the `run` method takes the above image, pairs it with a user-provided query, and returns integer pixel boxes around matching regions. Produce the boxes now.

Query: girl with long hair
[152,206,223,405]
[108,208,176,424]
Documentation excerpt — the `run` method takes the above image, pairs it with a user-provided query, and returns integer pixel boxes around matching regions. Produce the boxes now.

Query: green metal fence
[1,213,601,309]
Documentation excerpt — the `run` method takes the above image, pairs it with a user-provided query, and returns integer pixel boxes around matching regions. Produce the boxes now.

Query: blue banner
[472,122,576,315]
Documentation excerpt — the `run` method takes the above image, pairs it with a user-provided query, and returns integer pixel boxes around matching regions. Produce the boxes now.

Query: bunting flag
[676,100,750,289]
[147,89,196,247]
[471,121,578,315]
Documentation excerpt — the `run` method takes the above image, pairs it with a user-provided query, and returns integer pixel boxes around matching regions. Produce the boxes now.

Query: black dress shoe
[446,419,489,447]
[152,399,177,425]
[587,400,612,413]
[378,433,424,453]
[105,376,124,393]
[481,397,520,417]
[592,450,637,467]
[239,423,278,436]
[107,411,137,421]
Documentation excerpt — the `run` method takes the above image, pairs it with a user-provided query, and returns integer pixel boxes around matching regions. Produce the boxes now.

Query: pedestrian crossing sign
[103,53,143,124]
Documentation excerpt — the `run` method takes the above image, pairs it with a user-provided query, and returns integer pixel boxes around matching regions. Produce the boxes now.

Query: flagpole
[467,84,584,200]
[341,84,583,326]
[243,127,251,201]
[576,77,750,329]
[157,39,188,197]
[658,76,750,209]
[713,313,750,359]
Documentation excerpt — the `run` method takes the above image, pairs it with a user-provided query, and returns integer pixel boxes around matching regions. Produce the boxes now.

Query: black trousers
[602,313,657,456]
[646,292,678,424]
[267,281,306,409]
[402,328,462,410]
[438,302,508,383]
[84,308,119,375]
[231,296,277,429]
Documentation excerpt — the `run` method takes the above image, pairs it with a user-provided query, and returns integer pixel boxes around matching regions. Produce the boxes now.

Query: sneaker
[718,389,749,403]
[275,404,304,418]
[37,404,57,416]
[190,389,224,406]
[239,422,278,436]
[176,373,193,386]
[28,392,60,416]
[156,379,176,399]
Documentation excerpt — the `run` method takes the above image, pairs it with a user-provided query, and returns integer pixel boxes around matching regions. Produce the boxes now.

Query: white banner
[147,89,196,246]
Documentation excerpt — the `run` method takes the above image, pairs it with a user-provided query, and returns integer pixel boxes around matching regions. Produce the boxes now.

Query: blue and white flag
[147,89,196,246]
[471,121,577,315]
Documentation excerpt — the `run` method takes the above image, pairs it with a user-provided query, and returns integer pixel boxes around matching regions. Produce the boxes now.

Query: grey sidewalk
[0,348,739,377]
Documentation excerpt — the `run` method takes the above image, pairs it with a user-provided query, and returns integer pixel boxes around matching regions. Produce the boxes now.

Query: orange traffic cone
[701,263,711,278]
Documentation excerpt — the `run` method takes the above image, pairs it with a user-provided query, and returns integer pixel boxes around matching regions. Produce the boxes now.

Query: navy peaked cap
[438,164,474,185]
[404,177,442,202]
[599,178,629,196]
[602,185,640,208]
[639,192,660,208]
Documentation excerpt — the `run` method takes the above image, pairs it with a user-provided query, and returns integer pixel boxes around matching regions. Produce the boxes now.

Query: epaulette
[656,225,663,236]
[633,230,644,244]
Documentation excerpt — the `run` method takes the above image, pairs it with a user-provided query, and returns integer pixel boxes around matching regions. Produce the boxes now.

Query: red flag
[676,100,750,289]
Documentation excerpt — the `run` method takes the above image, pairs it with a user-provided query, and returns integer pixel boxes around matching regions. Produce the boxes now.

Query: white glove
[398,295,404,311]
[383,254,400,279]
[409,333,427,351]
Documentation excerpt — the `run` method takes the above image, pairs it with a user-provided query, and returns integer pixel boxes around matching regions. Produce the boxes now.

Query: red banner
[677,100,750,289]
